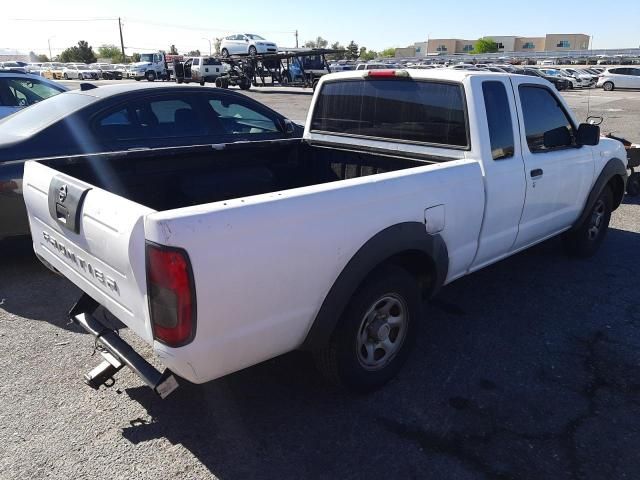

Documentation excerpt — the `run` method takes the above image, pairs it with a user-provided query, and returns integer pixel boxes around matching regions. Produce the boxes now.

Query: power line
[12,17,118,22]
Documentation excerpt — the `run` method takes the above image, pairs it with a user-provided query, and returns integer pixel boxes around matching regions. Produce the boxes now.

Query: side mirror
[576,123,600,146]
[283,119,296,136]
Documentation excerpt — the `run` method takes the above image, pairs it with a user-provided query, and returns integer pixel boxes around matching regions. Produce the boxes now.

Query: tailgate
[23,160,154,342]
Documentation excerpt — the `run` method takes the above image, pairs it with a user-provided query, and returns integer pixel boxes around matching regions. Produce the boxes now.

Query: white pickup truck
[23,70,628,398]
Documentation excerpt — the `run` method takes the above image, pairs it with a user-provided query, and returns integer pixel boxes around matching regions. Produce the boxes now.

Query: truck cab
[130,52,167,82]
[181,56,225,85]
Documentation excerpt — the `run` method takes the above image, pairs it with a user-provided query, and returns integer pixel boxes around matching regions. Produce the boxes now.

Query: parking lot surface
[1,84,639,480]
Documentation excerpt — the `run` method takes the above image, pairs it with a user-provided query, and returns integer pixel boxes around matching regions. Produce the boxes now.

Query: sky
[1,0,639,57]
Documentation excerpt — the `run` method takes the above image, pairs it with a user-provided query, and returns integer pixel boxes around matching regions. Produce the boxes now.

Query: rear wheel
[603,81,614,91]
[314,265,420,392]
[563,186,613,258]
[248,45,257,56]
[63,73,68,80]
[221,48,229,58]
[239,78,251,90]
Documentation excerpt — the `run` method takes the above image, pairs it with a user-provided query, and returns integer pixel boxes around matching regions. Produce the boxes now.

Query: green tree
[58,40,97,63]
[304,36,328,49]
[380,47,396,58]
[214,38,222,55]
[328,41,345,60]
[346,40,359,60]
[131,53,141,62]
[359,47,377,61]
[472,37,498,54]
[97,44,123,63]
[186,50,201,56]
[36,54,49,62]
[168,45,179,55]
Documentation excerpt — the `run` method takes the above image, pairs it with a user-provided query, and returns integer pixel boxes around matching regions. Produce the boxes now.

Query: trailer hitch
[69,294,179,399]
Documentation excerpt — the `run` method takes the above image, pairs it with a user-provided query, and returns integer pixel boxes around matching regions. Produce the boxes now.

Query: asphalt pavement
[1,84,639,480]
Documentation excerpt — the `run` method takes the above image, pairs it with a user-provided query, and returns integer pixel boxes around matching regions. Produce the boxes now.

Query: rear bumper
[69,294,179,399]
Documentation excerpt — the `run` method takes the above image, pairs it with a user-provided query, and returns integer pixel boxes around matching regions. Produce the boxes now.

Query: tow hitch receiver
[69,294,179,399]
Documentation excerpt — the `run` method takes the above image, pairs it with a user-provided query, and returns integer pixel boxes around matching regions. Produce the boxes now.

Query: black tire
[563,186,613,258]
[146,71,156,82]
[568,82,573,90]
[626,172,640,196]
[603,81,614,91]
[280,71,290,85]
[248,45,257,56]
[63,73,68,80]
[312,79,319,91]
[221,48,229,58]
[239,78,251,90]
[314,265,421,392]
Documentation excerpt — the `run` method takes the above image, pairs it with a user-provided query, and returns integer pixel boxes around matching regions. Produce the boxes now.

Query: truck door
[509,77,595,250]
[469,77,527,270]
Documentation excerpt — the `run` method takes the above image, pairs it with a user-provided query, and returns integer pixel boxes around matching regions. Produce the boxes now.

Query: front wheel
[146,71,156,82]
[63,73,68,80]
[626,172,640,196]
[248,45,257,56]
[563,186,613,258]
[603,81,614,91]
[314,265,420,392]
[221,48,229,58]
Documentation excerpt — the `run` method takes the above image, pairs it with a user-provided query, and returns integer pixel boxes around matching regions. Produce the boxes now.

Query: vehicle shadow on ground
[247,89,314,96]
[122,228,640,480]
[0,237,83,332]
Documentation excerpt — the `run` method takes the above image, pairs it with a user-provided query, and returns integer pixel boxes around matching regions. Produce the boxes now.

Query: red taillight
[146,243,196,347]
[366,69,410,78]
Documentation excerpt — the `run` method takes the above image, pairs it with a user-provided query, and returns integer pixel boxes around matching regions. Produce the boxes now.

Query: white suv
[220,34,277,57]
[597,67,640,91]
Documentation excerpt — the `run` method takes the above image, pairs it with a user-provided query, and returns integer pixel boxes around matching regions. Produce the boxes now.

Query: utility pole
[47,37,53,60]
[202,37,212,56]
[295,30,298,48]
[118,17,126,63]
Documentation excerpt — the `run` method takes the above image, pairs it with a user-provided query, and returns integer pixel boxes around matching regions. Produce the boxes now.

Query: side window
[209,98,279,134]
[482,81,514,160]
[95,107,140,140]
[99,108,132,126]
[519,85,575,153]
[8,79,62,103]
[193,58,200,66]
[143,98,207,136]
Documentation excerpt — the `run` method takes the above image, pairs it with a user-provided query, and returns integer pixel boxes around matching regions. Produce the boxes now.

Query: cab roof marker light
[366,69,410,78]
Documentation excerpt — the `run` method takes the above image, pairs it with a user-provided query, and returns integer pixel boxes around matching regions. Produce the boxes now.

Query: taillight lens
[146,243,196,347]
[366,69,410,78]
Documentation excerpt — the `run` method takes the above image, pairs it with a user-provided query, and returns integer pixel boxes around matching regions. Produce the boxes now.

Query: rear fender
[301,222,448,351]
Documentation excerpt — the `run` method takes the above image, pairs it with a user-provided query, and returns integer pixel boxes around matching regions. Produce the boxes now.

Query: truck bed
[41,140,434,211]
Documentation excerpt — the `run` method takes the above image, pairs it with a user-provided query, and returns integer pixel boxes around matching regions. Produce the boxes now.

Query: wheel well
[608,175,625,209]
[381,250,437,299]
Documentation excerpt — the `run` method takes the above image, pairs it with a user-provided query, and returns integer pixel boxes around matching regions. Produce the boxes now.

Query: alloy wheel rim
[355,293,408,371]
[587,199,606,241]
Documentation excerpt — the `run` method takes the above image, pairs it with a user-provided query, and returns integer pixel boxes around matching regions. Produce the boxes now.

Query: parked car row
[17,62,125,81]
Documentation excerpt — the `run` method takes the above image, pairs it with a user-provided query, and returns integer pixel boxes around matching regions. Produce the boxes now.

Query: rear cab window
[311,78,469,148]
[482,81,514,160]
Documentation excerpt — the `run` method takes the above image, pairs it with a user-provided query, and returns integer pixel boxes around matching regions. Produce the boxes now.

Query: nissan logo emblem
[58,185,68,203]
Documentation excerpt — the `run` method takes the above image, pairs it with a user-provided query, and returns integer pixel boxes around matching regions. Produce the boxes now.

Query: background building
[396,33,591,56]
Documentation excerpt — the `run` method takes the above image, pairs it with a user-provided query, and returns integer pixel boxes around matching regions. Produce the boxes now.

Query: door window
[208,98,279,134]
[0,78,64,107]
[482,81,514,160]
[193,58,200,66]
[519,85,576,153]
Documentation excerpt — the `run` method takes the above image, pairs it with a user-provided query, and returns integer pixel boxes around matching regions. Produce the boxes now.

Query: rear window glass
[0,91,92,138]
[311,79,468,147]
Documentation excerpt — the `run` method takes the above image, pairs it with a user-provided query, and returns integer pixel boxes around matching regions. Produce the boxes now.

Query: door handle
[530,168,543,178]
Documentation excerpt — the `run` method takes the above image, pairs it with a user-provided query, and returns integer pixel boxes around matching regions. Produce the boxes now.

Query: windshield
[0,92,93,138]
[77,66,89,70]
[140,54,154,62]
[4,62,19,67]
[245,34,265,40]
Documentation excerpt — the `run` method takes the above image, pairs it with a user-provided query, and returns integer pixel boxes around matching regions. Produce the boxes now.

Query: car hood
[131,62,153,68]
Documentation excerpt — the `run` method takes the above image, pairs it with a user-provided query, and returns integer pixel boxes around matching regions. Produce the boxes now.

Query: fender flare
[301,222,449,351]
[571,157,627,231]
